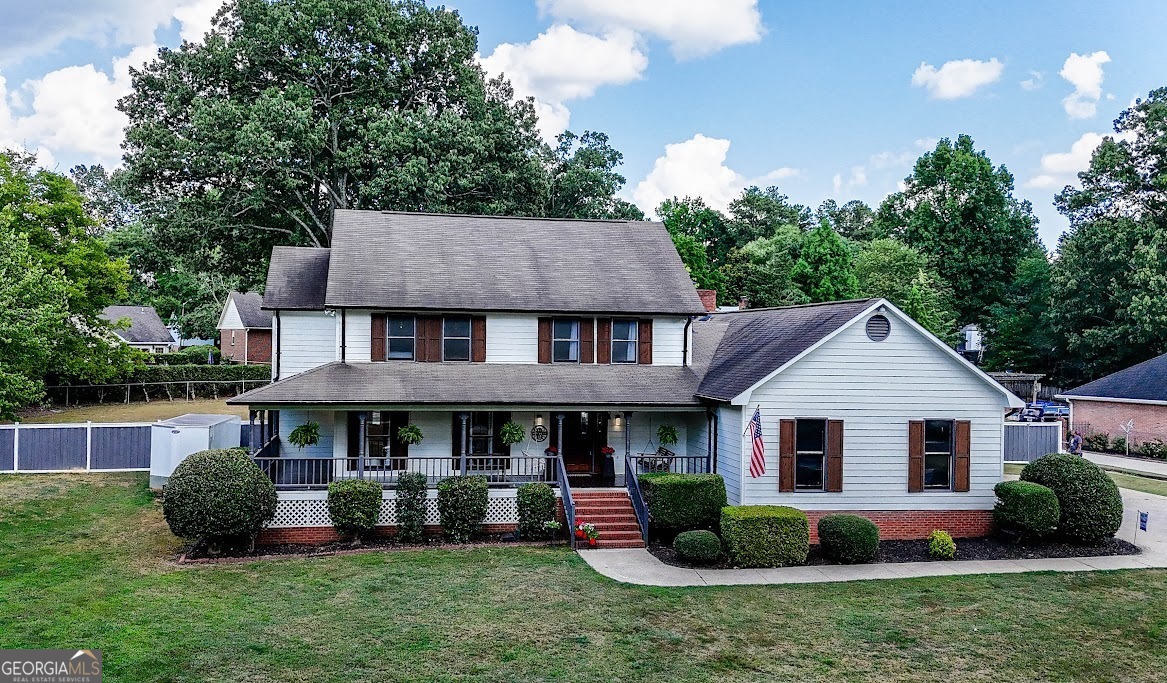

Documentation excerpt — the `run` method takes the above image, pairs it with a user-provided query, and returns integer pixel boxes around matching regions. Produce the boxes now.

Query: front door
[554,412,608,473]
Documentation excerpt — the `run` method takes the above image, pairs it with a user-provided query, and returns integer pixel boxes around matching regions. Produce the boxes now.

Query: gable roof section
[322,210,707,315]
[100,306,174,344]
[1059,352,1167,403]
[222,291,272,329]
[693,299,878,401]
[263,247,330,310]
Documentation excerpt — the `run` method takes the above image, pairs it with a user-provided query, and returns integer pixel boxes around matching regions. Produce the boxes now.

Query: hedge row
[640,473,727,534]
[131,364,271,383]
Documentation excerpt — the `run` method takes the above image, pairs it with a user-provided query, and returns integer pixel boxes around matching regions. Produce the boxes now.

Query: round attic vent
[866,314,891,341]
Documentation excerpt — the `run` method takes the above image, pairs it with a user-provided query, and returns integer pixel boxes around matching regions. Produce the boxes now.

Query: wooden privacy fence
[0,422,256,474]
[1003,421,1063,463]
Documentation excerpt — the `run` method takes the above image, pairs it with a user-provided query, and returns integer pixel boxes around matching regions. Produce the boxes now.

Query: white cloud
[1020,71,1044,91]
[480,24,647,142]
[831,166,867,196]
[537,0,763,60]
[631,133,799,215]
[1060,51,1110,119]
[911,58,1004,99]
[174,0,224,43]
[1024,130,1133,189]
[0,0,186,66]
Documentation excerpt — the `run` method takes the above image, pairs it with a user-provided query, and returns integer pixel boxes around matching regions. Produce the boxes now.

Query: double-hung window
[795,419,827,490]
[611,319,638,364]
[553,319,580,363]
[924,419,954,489]
[443,316,471,361]
[387,316,415,360]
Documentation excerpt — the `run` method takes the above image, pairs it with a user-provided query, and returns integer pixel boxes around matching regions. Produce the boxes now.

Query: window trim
[386,315,416,361]
[552,318,581,363]
[361,411,409,471]
[610,318,639,364]
[442,316,472,362]
[923,418,955,490]
[793,417,828,491]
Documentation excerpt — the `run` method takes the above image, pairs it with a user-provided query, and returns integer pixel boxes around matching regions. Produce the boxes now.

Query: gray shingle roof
[1060,353,1167,402]
[321,210,707,315]
[693,299,879,401]
[228,362,703,407]
[100,305,174,344]
[263,247,330,310]
[228,291,272,328]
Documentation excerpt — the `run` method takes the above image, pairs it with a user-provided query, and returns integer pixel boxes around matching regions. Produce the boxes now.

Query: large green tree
[545,131,643,220]
[875,135,1042,324]
[720,225,808,308]
[1049,88,1167,382]
[791,221,859,302]
[816,199,880,241]
[854,238,931,304]
[983,255,1058,374]
[724,186,812,263]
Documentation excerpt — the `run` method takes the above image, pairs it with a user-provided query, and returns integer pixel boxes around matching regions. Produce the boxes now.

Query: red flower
[600,446,615,456]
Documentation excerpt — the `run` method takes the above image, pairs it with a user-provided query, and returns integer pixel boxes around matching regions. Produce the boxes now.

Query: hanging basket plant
[288,421,320,450]
[500,421,526,446]
[657,424,679,447]
[397,423,424,446]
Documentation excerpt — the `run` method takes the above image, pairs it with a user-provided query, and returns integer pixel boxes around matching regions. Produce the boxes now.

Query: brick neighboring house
[217,292,273,364]
[1059,352,1167,446]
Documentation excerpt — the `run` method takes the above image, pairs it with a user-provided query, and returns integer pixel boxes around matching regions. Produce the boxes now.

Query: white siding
[279,409,336,459]
[345,310,372,362]
[716,405,743,505]
[218,299,242,330]
[486,314,539,363]
[738,314,1008,510]
[651,317,687,366]
[278,311,336,376]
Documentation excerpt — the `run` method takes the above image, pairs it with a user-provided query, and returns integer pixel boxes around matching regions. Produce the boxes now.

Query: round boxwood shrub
[162,448,277,551]
[817,514,880,564]
[720,505,809,568]
[1020,453,1123,544]
[673,530,721,564]
[640,473,727,534]
[928,530,956,560]
[395,471,428,544]
[436,475,489,543]
[993,480,1060,541]
[517,482,557,540]
[327,479,383,546]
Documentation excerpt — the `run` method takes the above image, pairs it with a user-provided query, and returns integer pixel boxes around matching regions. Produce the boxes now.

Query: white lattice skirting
[270,489,524,528]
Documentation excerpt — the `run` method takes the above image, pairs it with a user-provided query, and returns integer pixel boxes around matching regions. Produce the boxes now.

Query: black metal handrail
[555,454,576,549]
[625,454,650,545]
[629,454,710,476]
[250,453,557,489]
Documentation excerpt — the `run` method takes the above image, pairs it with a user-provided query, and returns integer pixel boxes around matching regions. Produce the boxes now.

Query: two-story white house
[231,209,1021,547]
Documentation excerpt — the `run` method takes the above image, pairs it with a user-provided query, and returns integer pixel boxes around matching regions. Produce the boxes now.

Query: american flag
[748,407,766,478]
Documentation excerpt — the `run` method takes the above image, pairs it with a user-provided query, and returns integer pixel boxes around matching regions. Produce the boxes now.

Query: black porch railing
[251,450,561,490]
[624,454,650,545]
[556,454,576,549]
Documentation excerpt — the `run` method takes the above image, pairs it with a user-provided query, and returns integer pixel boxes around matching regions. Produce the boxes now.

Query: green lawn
[1006,462,1167,497]
[8,398,249,424]
[3,475,1167,682]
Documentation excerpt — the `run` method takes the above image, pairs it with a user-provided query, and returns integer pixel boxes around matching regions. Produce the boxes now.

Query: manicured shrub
[993,480,1060,540]
[640,473,727,533]
[817,514,880,564]
[327,479,383,545]
[394,472,428,543]
[720,505,809,568]
[1112,436,1128,455]
[673,530,721,564]
[1140,439,1167,459]
[1083,432,1110,452]
[517,482,557,540]
[1021,453,1123,544]
[436,475,489,543]
[162,448,276,551]
[928,530,956,560]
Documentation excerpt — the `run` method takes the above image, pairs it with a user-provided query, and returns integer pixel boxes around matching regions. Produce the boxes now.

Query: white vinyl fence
[1003,421,1064,463]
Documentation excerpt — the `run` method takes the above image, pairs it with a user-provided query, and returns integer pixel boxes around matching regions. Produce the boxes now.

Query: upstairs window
[924,419,954,489]
[443,316,472,361]
[611,319,638,364]
[795,419,827,490]
[553,319,580,362]
[387,316,415,360]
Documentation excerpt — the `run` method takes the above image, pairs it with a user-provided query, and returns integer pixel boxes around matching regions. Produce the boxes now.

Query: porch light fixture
[613,413,624,430]
[534,414,544,427]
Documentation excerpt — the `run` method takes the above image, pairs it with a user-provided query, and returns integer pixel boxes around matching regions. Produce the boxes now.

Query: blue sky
[3,1,1164,249]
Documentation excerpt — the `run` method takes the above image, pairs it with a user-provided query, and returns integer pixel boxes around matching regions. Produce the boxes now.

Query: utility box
[150,414,242,488]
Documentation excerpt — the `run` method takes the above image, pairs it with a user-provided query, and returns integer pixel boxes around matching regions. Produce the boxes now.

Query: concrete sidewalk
[579,487,1167,587]
[1086,451,1167,478]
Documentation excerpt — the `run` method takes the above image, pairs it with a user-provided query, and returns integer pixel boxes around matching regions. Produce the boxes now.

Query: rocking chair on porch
[637,446,677,473]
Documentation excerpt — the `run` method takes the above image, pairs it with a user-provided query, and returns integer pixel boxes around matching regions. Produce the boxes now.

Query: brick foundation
[803,510,994,543]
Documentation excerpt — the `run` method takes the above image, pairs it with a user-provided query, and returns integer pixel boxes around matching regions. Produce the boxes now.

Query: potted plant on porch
[397,423,424,445]
[287,421,320,450]
[500,421,526,449]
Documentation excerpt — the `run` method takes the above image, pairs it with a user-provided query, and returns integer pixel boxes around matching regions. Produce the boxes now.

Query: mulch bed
[649,535,1141,570]
[179,534,567,564]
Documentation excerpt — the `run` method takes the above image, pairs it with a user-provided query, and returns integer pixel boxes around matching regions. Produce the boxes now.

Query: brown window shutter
[826,420,844,492]
[370,313,387,361]
[954,420,971,492]
[908,420,925,492]
[416,316,442,362]
[537,318,552,364]
[471,316,487,362]
[637,319,653,365]
[778,419,795,492]
[596,318,612,364]
[579,318,595,364]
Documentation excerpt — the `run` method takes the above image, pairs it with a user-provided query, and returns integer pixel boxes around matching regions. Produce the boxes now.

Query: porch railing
[555,454,576,549]
[251,453,559,490]
[628,454,710,476]
[625,454,650,545]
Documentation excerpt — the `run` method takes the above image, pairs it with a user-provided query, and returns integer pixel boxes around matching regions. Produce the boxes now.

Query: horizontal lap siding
[716,406,743,505]
[741,317,1006,511]
[485,315,539,363]
[651,317,687,366]
[279,311,337,376]
[279,409,336,459]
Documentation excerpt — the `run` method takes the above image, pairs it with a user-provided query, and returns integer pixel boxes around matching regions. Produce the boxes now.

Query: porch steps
[572,490,645,549]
